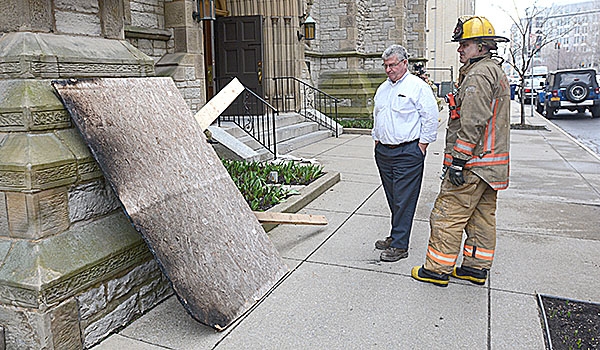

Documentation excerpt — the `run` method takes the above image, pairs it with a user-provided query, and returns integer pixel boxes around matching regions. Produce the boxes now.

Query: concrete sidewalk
[95,101,600,349]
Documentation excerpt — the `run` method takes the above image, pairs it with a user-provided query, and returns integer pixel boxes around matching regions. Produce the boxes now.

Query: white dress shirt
[372,72,439,145]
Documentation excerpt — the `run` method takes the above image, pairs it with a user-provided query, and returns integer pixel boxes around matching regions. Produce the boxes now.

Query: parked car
[536,69,600,118]
[517,74,546,103]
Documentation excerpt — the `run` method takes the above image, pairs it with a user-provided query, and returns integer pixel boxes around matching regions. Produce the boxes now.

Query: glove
[448,158,467,186]
[440,165,449,180]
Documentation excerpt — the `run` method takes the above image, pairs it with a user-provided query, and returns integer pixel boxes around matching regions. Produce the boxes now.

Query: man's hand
[448,158,467,186]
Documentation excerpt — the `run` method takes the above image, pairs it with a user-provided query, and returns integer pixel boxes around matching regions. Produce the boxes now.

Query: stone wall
[78,260,172,347]
[0,0,178,348]
[303,0,430,118]
[126,0,175,61]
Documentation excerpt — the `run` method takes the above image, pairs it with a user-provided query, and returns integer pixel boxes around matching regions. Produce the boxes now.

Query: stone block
[77,284,107,320]
[54,128,103,182]
[55,10,102,36]
[0,0,53,33]
[106,260,160,303]
[0,32,155,79]
[6,188,70,240]
[0,133,78,192]
[0,304,49,348]
[139,274,172,313]
[0,212,148,308]
[0,192,7,237]
[50,298,83,349]
[0,80,70,132]
[173,27,188,52]
[83,294,139,348]
[131,11,159,28]
[68,180,120,223]
[54,0,99,13]
[164,0,187,28]
[101,0,125,39]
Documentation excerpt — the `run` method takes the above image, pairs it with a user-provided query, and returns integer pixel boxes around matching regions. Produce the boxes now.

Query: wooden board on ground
[53,77,288,331]
[254,212,328,225]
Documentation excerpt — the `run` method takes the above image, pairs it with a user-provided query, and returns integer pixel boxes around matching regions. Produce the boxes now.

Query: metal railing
[272,76,340,137]
[217,85,278,158]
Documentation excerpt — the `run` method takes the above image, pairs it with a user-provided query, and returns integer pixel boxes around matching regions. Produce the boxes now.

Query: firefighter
[412,16,511,287]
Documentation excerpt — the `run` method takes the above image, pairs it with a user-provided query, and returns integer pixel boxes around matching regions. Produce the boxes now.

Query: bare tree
[504,1,579,125]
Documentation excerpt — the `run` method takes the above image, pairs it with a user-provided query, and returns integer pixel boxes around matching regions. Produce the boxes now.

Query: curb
[263,171,341,232]
[343,128,371,135]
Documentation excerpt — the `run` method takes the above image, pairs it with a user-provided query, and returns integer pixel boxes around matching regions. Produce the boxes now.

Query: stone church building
[0,0,427,348]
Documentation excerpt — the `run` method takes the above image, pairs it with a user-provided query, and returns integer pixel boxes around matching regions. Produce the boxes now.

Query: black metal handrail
[272,76,340,137]
[217,84,278,159]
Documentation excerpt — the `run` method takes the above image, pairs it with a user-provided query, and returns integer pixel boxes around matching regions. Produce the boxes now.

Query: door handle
[257,61,262,84]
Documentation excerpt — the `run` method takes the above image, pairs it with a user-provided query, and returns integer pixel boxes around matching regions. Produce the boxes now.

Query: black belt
[381,139,418,149]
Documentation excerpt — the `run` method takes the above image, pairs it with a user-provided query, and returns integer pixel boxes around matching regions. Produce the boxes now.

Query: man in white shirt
[372,44,439,262]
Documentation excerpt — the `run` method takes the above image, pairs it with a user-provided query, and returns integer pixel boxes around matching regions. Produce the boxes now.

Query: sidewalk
[95,101,600,349]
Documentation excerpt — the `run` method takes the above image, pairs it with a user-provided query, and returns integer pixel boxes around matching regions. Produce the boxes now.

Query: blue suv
[536,69,600,118]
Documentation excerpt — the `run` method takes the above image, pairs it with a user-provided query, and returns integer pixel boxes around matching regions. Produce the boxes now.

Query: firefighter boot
[411,266,449,287]
[452,266,488,285]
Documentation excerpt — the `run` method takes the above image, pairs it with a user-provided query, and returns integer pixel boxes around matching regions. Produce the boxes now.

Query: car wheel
[566,82,588,103]
[545,106,556,119]
[592,105,600,118]
[536,100,544,114]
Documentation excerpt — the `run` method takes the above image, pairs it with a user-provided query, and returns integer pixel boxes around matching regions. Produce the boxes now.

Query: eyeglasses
[382,60,405,69]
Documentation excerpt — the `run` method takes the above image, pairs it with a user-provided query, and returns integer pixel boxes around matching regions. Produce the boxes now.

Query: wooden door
[215,15,263,114]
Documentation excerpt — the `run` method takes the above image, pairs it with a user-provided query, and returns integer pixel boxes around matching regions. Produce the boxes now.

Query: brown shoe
[380,247,408,262]
[375,237,393,250]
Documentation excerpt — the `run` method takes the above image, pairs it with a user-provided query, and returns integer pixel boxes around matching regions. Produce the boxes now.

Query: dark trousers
[375,141,425,249]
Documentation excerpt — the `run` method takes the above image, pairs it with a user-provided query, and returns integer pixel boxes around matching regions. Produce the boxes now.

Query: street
[514,102,600,156]
[546,110,600,156]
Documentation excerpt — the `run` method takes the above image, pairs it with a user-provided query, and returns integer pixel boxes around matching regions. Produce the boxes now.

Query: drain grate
[538,294,600,350]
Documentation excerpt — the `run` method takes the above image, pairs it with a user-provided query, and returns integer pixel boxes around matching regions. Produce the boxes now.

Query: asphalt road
[547,110,600,156]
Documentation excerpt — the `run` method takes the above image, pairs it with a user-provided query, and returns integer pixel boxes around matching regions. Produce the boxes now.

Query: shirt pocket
[390,95,415,116]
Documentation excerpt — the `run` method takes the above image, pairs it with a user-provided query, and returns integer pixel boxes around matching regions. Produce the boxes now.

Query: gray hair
[382,44,409,61]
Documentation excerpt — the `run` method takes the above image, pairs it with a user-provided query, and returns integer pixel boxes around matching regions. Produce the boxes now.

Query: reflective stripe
[484,100,498,153]
[445,153,509,167]
[468,152,509,166]
[427,246,458,266]
[464,245,494,261]
[454,139,476,156]
[489,180,509,190]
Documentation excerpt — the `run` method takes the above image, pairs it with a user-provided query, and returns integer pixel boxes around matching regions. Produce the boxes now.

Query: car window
[556,72,595,88]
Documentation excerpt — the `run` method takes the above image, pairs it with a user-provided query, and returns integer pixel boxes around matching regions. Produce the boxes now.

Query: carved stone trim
[34,163,77,187]
[0,242,151,308]
[43,243,152,305]
[32,110,71,128]
[0,113,24,128]
[0,171,27,189]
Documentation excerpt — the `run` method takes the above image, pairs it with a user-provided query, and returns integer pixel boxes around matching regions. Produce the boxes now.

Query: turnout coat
[444,53,511,190]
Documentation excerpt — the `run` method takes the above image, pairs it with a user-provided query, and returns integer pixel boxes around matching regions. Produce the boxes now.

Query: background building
[426,0,475,88]
[509,0,600,72]
[539,0,600,71]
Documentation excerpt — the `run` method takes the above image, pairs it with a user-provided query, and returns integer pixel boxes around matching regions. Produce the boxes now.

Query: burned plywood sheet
[53,78,287,330]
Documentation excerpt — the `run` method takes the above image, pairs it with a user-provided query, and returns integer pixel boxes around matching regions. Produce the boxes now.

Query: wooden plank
[254,212,328,225]
[53,77,287,331]
[194,77,244,131]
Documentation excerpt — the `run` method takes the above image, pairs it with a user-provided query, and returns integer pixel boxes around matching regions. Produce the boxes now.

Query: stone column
[156,0,206,112]
[0,1,171,348]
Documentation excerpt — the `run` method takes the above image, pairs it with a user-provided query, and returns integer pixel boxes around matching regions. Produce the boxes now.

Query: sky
[474,0,585,36]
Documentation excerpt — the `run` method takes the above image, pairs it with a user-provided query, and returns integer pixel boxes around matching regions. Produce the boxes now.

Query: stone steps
[218,112,341,161]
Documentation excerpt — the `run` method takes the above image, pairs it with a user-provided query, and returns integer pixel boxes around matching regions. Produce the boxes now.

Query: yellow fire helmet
[452,16,509,43]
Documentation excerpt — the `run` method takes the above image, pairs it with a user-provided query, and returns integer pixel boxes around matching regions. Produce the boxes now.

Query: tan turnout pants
[424,169,497,275]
